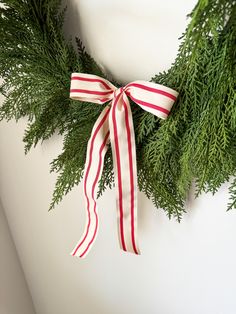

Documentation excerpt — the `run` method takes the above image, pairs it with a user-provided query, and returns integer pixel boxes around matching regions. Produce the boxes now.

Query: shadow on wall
[0,200,36,314]
[62,0,85,53]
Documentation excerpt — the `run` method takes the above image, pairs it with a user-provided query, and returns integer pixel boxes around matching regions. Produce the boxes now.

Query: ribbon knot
[70,73,178,258]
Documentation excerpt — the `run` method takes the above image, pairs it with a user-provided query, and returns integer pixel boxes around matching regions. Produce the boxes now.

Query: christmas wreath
[0,0,236,223]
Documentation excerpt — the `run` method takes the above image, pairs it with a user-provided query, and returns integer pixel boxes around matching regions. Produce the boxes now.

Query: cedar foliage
[0,0,235,219]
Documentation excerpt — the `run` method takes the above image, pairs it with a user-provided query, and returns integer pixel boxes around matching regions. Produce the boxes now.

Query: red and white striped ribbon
[70,73,178,258]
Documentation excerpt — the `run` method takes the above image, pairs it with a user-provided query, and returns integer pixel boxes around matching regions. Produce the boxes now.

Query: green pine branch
[0,0,236,220]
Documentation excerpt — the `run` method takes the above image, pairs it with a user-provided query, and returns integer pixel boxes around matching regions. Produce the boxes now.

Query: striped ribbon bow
[70,73,178,258]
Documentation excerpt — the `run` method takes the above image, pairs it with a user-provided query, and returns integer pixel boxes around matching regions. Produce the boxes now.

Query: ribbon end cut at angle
[69,73,178,258]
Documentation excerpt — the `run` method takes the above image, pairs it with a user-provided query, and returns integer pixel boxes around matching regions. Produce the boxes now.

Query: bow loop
[124,80,178,119]
[70,73,116,104]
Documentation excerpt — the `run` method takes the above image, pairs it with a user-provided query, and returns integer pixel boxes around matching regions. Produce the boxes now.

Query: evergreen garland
[0,0,235,220]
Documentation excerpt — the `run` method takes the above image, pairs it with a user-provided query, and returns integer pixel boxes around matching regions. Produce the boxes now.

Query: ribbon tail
[109,91,140,255]
[71,106,110,258]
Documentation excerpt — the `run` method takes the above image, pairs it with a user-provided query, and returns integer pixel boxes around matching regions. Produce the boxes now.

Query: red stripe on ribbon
[79,131,110,258]
[112,91,127,252]
[70,89,113,96]
[71,76,112,90]
[127,93,170,115]
[123,97,139,254]
[126,83,177,101]
[72,109,110,256]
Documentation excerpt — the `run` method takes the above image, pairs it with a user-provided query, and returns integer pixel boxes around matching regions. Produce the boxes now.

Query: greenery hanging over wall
[0,0,235,220]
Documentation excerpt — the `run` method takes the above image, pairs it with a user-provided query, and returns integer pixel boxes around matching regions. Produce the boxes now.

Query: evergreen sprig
[0,0,235,219]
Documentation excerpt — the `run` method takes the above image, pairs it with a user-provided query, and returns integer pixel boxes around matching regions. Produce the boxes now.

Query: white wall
[0,201,35,314]
[0,1,236,314]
